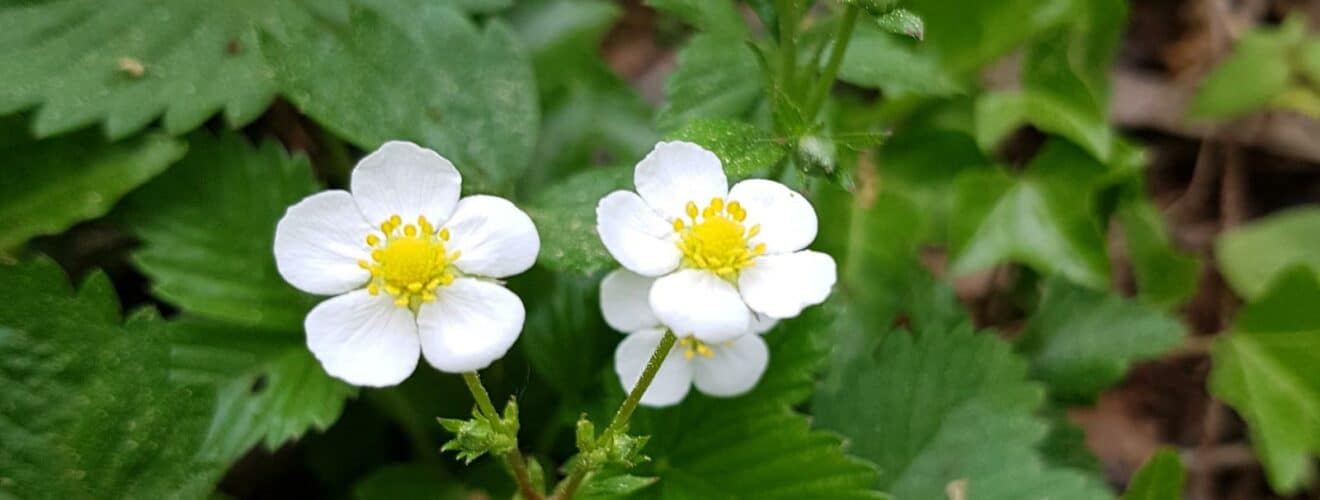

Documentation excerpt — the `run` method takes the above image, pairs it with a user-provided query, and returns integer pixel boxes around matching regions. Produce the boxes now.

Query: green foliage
[0,260,226,499]
[1122,448,1185,500]
[0,128,185,250]
[170,319,356,463]
[119,132,319,331]
[949,142,1111,289]
[1209,267,1320,494]
[815,324,1113,500]
[622,308,883,499]
[646,0,747,36]
[1191,16,1312,120]
[1119,199,1201,307]
[656,34,763,132]
[667,119,788,177]
[975,90,1114,163]
[517,272,614,397]
[267,2,538,196]
[526,165,632,274]
[1017,278,1186,403]
[1216,206,1320,300]
[837,23,960,97]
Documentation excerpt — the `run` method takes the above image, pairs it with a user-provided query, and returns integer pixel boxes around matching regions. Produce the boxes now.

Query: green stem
[773,0,800,135]
[461,372,544,500]
[804,5,860,120]
[552,330,679,500]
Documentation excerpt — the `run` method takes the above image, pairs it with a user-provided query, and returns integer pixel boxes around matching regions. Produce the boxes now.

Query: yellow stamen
[361,214,461,309]
[673,197,762,281]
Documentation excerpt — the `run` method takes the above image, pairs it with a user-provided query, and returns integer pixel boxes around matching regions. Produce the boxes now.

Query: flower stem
[552,330,678,500]
[804,4,860,120]
[461,371,544,500]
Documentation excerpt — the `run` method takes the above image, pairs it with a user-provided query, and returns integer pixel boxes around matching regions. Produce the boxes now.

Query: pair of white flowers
[274,140,835,406]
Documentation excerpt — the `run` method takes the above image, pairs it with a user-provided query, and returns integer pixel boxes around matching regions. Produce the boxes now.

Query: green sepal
[438,405,518,465]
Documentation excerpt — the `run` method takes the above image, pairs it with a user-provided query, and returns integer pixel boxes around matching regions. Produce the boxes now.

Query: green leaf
[516,271,614,397]
[949,142,1111,288]
[1038,409,1103,474]
[903,0,1073,74]
[1122,448,1185,500]
[1191,17,1307,120]
[0,260,226,499]
[656,34,763,132]
[353,463,469,500]
[667,119,787,177]
[119,131,319,331]
[0,129,185,250]
[872,126,990,242]
[1208,267,1320,494]
[1119,198,1200,307]
[0,0,341,138]
[525,165,631,274]
[268,3,539,196]
[837,23,961,98]
[975,90,1114,163]
[170,318,356,463]
[622,308,883,499]
[645,0,747,36]
[814,323,1114,500]
[872,9,924,40]
[1216,206,1320,300]
[1022,0,1127,117]
[577,471,657,499]
[1017,278,1187,403]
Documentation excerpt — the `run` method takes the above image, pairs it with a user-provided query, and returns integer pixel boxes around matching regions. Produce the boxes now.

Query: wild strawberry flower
[596,141,836,343]
[274,141,539,387]
[601,269,775,407]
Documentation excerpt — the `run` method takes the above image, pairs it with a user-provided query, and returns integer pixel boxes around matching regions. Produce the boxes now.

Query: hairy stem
[553,330,679,500]
[462,372,543,500]
[804,5,860,120]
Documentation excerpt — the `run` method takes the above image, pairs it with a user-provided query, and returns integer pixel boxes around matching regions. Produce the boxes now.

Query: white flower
[601,269,775,407]
[274,141,540,387]
[596,141,836,343]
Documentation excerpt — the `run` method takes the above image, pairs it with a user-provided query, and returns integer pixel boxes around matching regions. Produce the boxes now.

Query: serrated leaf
[814,322,1114,500]
[0,128,185,250]
[1119,198,1200,307]
[645,0,747,36]
[1208,267,1320,494]
[170,318,356,463]
[0,260,226,499]
[0,0,343,138]
[949,141,1111,288]
[656,34,763,132]
[267,3,538,196]
[525,165,631,274]
[1190,16,1306,120]
[119,131,319,331]
[1122,448,1184,500]
[352,463,469,500]
[667,119,786,177]
[1216,206,1320,300]
[837,23,960,98]
[976,90,1114,163]
[620,307,883,499]
[1017,278,1187,403]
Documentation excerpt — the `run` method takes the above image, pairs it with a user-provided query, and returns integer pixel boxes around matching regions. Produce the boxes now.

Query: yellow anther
[686,201,698,219]
[732,208,747,222]
[673,219,685,231]
[358,260,370,269]
[407,282,423,292]
[366,234,380,246]
[422,293,436,302]
[367,284,380,295]
[385,285,401,296]
[440,228,450,241]
[389,215,402,226]
[753,243,766,255]
[727,200,741,213]
[710,197,724,212]
[673,198,761,280]
[450,250,462,261]
[371,249,385,262]
[748,224,761,237]
[380,221,394,233]
[394,297,409,307]
[361,214,461,308]
[403,224,418,237]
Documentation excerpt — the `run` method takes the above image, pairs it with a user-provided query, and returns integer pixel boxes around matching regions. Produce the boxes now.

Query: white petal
[634,141,728,220]
[274,190,374,295]
[750,312,778,335]
[600,269,660,333]
[596,190,681,276]
[444,195,540,279]
[650,269,751,343]
[727,179,818,254]
[305,289,420,387]
[351,141,462,226]
[739,250,837,319]
[614,328,692,407]
[417,278,525,373]
[691,334,769,397]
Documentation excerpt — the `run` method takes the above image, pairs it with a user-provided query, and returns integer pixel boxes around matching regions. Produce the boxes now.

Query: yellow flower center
[677,336,715,360]
[674,197,765,280]
[358,214,460,308]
